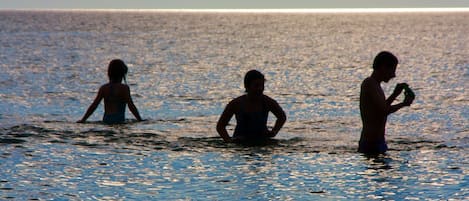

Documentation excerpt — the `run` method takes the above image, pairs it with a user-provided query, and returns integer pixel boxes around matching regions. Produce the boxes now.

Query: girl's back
[101,83,129,124]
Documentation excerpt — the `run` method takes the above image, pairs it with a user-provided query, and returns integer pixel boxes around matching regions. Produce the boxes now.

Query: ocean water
[0,10,468,200]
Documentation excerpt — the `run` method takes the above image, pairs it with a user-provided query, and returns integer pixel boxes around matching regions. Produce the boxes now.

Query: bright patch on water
[0,10,468,200]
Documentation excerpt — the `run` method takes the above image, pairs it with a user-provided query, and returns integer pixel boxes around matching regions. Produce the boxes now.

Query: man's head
[244,70,265,96]
[373,51,398,82]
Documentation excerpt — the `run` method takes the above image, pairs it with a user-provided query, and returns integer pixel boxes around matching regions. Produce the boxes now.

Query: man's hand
[393,83,408,96]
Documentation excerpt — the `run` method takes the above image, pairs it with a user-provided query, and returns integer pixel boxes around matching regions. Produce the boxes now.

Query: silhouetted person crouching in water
[359,51,415,154]
[217,70,286,144]
[78,59,143,124]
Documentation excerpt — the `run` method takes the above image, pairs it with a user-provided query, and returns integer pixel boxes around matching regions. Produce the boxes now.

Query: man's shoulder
[362,77,373,84]
[361,77,378,88]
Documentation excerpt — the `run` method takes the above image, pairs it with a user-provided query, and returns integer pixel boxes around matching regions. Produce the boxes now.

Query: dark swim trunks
[358,139,388,154]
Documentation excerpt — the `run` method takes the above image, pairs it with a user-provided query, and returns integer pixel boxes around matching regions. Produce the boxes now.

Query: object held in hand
[403,85,415,106]
[404,85,415,98]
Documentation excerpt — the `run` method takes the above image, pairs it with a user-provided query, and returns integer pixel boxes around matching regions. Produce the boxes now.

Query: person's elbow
[278,111,287,123]
[216,122,225,134]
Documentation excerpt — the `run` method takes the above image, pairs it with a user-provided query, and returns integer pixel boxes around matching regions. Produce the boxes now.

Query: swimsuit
[102,84,126,124]
[233,96,269,142]
[103,112,125,124]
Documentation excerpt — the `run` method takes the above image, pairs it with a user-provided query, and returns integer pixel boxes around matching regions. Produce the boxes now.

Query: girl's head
[244,70,265,96]
[108,59,128,83]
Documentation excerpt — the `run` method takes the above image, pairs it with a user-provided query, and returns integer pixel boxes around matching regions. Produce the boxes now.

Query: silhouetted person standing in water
[359,51,415,154]
[78,59,143,124]
[217,70,286,144]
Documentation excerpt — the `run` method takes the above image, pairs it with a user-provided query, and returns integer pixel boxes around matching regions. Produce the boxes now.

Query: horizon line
[2,8,469,13]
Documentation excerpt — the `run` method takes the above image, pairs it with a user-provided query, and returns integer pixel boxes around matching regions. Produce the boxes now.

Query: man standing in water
[359,51,415,154]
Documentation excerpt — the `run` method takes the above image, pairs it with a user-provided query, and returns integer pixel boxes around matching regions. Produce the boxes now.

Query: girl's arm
[124,86,143,121]
[266,96,286,137]
[77,87,103,123]
[216,100,236,143]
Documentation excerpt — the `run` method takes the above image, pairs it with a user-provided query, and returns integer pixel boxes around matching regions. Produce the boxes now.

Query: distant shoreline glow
[2,8,469,13]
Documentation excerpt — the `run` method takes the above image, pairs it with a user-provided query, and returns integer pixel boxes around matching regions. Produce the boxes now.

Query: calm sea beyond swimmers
[359,51,415,155]
[77,59,143,124]
[216,70,287,144]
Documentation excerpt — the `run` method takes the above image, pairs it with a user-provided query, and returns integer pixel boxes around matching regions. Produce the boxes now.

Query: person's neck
[246,93,262,102]
[370,71,384,83]
[110,80,122,84]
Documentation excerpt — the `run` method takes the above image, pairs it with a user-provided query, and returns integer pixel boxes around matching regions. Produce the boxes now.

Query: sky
[1,0,469,9]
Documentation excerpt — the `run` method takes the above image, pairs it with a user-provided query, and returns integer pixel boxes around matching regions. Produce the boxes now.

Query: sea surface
[0,10,468,200]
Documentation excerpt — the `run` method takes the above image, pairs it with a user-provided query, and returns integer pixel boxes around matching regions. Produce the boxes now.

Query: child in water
[216,70,287,143]
[77,59,143,124]
[359,51,415,154]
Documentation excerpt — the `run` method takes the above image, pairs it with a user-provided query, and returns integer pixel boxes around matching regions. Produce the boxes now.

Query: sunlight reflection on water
[0,10,468,200]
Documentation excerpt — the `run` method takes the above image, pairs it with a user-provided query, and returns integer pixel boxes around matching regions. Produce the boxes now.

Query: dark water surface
[0,10,467,200]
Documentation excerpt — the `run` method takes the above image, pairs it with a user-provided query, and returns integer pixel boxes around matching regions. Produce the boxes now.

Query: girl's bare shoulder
[262,94,279,105]
[229,95,245,105]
